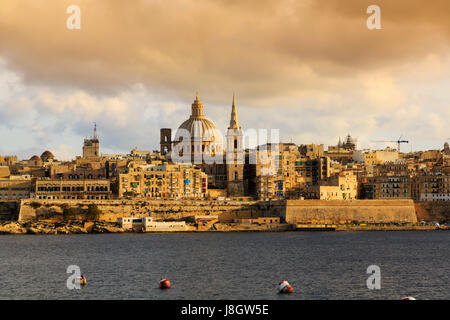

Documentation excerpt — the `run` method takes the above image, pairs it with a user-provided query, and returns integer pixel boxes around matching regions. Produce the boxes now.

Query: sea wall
[414,201,450,222]
[282,200,417,224]
[17,199,420,224]
[18,199,273,223]
[0,201,19,221]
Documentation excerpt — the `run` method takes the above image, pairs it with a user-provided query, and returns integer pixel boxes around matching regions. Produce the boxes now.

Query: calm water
[0,231,448,300]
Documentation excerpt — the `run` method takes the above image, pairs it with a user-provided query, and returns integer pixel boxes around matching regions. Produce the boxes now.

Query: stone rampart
[17,199,420,224]
[18,199,266,222]
[282,200,417,224]
[0,201,19,221]
[414,201,450,222]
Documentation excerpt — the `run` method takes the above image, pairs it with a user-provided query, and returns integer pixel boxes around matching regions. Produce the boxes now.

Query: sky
[0,0,449,160]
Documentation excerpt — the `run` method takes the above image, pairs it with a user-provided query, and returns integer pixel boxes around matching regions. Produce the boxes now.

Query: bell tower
[160,128,172,155]
[83,123,100,159]
[226,94,245,196]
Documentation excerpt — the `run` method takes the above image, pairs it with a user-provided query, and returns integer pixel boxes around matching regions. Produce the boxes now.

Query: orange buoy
[159,278,171,289]
[80,276,87,286]
[278,280,293,294]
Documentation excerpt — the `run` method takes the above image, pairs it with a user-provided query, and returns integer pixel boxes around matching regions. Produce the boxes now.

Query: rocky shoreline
[0,221,292,234]
[0,221,123,235]
[0,221,447,234]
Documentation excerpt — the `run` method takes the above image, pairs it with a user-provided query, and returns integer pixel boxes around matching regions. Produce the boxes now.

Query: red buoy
[278,280,294,294]
[159,278,171,289]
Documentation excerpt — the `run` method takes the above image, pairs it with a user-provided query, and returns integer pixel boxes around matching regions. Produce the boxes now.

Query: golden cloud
[1,0,450,102]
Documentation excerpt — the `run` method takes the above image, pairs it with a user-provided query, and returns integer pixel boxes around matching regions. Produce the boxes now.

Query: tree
[86,204,101,222]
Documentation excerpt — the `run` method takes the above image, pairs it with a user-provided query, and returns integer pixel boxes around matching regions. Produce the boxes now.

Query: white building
[118,216,186,231]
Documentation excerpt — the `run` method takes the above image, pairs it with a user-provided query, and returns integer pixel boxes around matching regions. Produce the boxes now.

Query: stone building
[0,156,17,166]
[299,144,325,158]
[82,123,100,159]
[362,175,412,199]
[32,178,111,200]
[117,162,207,199]
[354,147,399,166]
[250,143,332,200]
[304,171,358,200]
[49,161,107,180]
[443,142,450,156]
[411,174,450,201]
[371,162,411,177]
[0,166,10,178]
[326,134,357,164]
[160,93,245,196]
[0,176,32,200]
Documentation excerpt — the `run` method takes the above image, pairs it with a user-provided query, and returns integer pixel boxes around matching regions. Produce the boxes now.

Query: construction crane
[371,135,409,152]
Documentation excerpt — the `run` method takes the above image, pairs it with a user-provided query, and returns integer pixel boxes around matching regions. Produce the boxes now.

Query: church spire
[228,93,240,129]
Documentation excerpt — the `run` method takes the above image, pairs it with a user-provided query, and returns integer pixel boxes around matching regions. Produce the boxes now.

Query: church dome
[40,150,54,161]
[174,94,223,151]
[30,155,41,161]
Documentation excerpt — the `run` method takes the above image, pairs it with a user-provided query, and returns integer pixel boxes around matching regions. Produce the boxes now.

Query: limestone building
[0,176,32,200]
[412,174,450,201]
[160,93,245,196]
[304,171,358,200]
[117,162,207,199]
[0,156,17,166]
[362,175,412,199]
[83,123,100,159]
[250,143,332,200]
[326,134,357,164]
[32,178,111,200]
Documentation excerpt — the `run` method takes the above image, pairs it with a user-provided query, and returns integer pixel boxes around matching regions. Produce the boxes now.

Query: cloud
[0,1,449,158]
[1,0,450,102]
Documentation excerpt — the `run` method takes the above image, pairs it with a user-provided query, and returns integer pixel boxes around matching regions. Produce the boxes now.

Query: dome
[177,117,222,143]
[40,150,54,161]
[174,94,223,150]
[30,155,41,161]
[345,134,355,145]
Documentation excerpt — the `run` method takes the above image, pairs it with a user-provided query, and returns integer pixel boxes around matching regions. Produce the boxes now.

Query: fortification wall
[18,199,271,222]
[283,200,417,224]
[414,201,450,222]
[17,199,420,225]
[0,201,19,221]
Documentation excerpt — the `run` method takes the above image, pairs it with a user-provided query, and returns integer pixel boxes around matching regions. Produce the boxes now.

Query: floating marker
[80,276,87,286]
[159,278,171,289]
[401,296,416,300]
[278,280,293,294]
